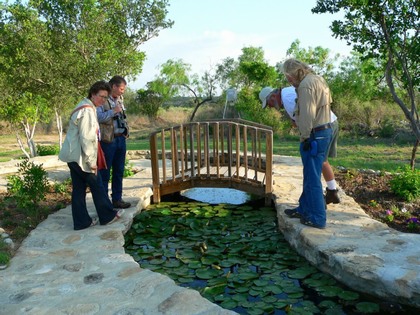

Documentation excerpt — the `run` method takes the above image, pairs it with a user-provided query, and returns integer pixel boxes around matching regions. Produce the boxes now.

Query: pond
[124,188,414,315]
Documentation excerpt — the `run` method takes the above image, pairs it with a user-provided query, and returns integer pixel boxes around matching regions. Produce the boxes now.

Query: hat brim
[261,98,268,109]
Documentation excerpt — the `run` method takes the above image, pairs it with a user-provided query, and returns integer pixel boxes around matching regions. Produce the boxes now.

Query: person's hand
[302,139,311,151]
[113,105,122,114]
[91,165,98,175]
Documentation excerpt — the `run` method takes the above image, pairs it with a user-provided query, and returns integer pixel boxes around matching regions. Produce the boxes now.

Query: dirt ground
[335,169,420,234]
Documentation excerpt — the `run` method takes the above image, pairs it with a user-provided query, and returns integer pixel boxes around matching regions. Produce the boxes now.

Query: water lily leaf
[188,260,203,269]
[207,277,228,286]
[237,205,253,211]
[262,295,278,303]
[274,300,290,309]
[160,209,172,215]
[317,285,342,297]
[202,283,227,296]
[355,302,380,313]
[249,288,262,297]
[220,299,237,309]
[148,258,165,265]
[253,279,269,287]
[178,249,198,259]
[196,268,221,279]
[238,272,259,281]
[164,260,181,268]
[232,293,248,302]
[287,292,304,299]
[201,256,219,265]
[318,300,339,309]
[338,290,359,301]
[253,260,274,269]
[234,286,249,293]
[287,266,317,279]
[263,285,283,295]
[177,277,195,283]
[247,309,265,315]
[324,307,346,315]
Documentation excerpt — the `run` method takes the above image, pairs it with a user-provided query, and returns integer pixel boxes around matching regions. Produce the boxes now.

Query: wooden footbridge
[149,119,273,205]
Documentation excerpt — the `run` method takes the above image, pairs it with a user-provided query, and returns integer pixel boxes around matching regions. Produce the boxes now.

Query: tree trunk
[15,133,30,159]
[411,139,419,170]
[189,97,212,122]
[55,108,63,148]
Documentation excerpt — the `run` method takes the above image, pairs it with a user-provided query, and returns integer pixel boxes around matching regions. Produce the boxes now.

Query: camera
[115,114,127,129]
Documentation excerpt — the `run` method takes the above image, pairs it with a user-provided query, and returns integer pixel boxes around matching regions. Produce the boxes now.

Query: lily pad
[355,302,380,313]
[196,268,222,279]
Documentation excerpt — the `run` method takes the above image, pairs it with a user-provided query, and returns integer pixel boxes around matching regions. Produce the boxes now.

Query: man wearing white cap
[259,86,341,204]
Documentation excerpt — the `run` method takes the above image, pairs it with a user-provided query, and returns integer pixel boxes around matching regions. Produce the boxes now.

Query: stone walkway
[0,155,419,314]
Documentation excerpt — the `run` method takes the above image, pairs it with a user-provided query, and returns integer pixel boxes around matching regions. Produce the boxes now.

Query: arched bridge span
[149,119,273,205]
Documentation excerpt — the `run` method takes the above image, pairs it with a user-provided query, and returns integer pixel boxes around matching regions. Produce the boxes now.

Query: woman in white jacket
[59,81,123,230]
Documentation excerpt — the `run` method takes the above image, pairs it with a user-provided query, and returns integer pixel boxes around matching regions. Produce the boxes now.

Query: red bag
[97,141,107,170]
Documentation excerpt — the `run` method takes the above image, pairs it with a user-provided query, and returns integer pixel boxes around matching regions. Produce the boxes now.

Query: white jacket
[59,98,98,173]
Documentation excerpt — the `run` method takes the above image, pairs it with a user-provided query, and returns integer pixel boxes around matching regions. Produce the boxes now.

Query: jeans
[296,128,332,227]
[99,135,127,202]
[68,162,116,229]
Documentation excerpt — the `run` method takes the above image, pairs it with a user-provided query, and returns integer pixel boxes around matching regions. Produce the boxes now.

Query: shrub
[0,251,10,267]
[390,166,420,202]
[378,119,395,138]
[37,144,60,156]
[6,159,49,208]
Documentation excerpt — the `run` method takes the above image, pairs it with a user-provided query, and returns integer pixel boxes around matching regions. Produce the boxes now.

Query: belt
[312,123,332,132]
[114,133,124,137]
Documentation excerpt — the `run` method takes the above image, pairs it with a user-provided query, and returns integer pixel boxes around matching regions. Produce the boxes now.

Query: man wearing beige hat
[259,86,341,205]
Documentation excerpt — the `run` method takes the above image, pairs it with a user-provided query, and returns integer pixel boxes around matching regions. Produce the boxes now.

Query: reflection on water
[181,188,251,204]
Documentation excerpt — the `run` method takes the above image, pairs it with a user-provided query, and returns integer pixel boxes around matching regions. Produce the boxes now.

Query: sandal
[300,217,325,229]
[90,217,98,227]
[284,208,302,219]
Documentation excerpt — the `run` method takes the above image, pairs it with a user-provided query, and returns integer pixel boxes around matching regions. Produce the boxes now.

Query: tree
[135,89,164,119]
[0,3,53,156]
[216,46,278,91]
[215,47,278,125]
[1,93,51,158]
[312,0,419,168]
[148,59,218,121]
[0,0,173,155]
[284,39,340,80]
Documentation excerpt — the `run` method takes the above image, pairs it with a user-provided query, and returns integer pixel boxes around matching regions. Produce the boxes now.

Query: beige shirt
[59,98,98,173]
[294,73,332,141]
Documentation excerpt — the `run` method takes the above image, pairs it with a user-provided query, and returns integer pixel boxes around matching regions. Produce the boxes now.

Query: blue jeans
[68,162,116,229]
[99,135,127,202]
[296,128,332,227]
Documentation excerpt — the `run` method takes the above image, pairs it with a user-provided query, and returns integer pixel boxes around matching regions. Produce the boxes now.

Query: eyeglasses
[97,94,108,100]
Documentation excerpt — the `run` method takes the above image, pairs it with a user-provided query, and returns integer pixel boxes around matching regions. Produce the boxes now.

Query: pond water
[181,187,252,204]
[124,188,415,315]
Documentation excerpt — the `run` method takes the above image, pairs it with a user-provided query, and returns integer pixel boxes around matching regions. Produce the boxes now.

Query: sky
[128,0,352,90]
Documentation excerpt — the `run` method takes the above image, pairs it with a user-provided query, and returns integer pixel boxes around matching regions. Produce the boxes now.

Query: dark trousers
[99,135,127,202]
[68,162,116,230]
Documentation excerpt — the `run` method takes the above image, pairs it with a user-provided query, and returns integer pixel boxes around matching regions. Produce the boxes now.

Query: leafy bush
[378,119,395,138]
[0,251,10,266]
[390,166,420,202]
[37,144,60,156]
[6,159,49,208]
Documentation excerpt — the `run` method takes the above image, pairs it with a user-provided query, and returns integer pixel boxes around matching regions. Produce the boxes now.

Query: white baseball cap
[259,87,274,109]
